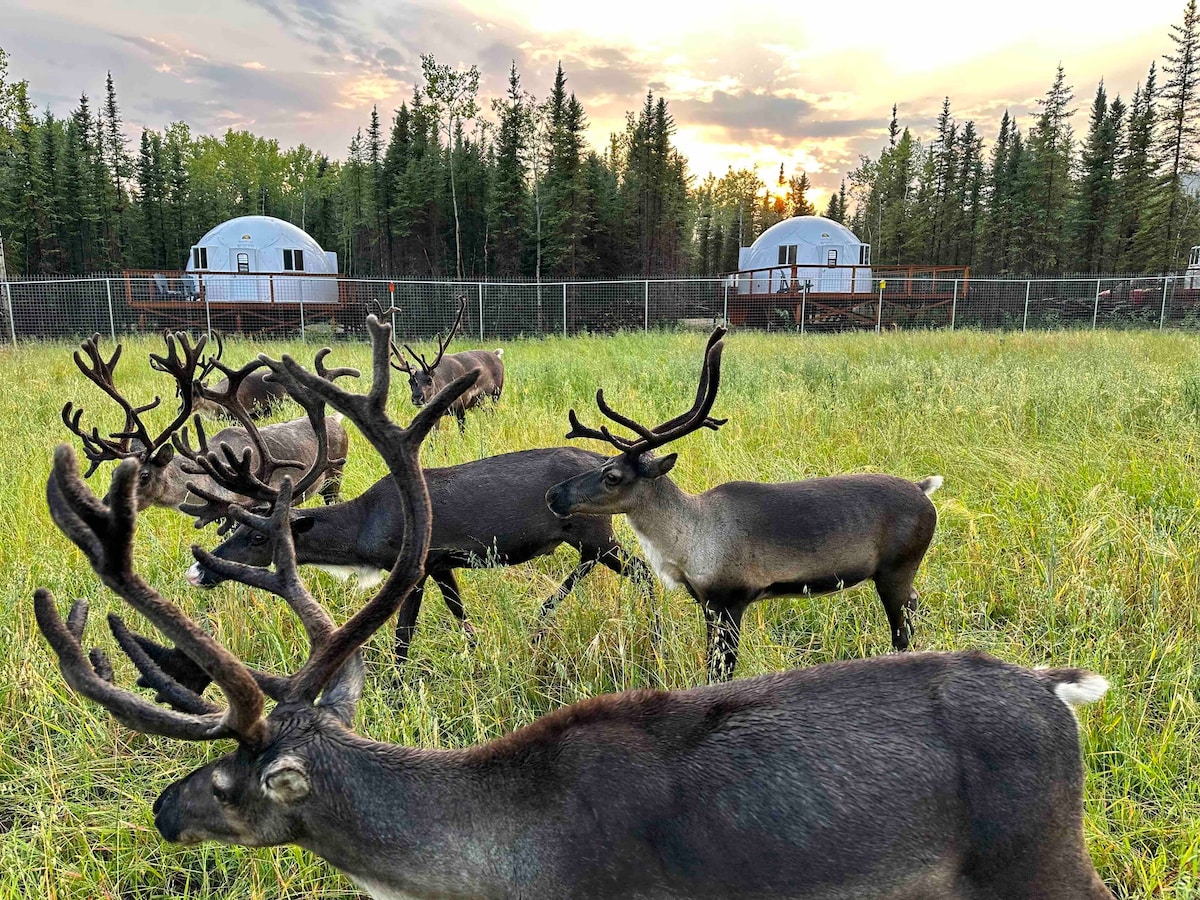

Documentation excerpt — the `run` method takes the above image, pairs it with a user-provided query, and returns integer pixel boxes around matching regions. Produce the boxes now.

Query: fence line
[2,274,1199,345]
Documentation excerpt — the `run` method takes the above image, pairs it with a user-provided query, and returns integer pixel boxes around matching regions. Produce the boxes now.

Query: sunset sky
[3,0,1190,202]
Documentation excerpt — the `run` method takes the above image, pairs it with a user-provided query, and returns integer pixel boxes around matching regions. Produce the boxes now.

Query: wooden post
[478,283,484,341]
[1092,278,1101,329]
[799,282,806,335]
[1022,280,1032,332]
[644,279,650,332]
[876,281,883,333]
[562,283,567,338]
[723,282,729,325]
[950,279,958,330]
[1160,276,1170,330]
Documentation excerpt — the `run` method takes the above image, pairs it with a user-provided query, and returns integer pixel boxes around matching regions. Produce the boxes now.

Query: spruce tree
[488,63,529,277]
[1157,0,1200,268]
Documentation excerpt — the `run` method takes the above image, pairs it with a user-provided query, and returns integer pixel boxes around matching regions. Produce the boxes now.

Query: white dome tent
[735,215,872,295]
[185,215,339,303]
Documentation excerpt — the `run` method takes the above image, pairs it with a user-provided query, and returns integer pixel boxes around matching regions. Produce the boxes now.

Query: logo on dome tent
[242,234,252,240]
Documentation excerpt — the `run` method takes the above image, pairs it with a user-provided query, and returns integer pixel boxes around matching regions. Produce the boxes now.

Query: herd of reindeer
[33,298,1114,898]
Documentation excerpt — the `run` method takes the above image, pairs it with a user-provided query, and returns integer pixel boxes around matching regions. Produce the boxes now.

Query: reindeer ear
[642,453,677,479]
[262,756,310,803]
[151,444,175,467]
[292,516,316,535]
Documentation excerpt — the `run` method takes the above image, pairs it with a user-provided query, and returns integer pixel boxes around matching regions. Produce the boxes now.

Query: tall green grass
[0,328,1196,897]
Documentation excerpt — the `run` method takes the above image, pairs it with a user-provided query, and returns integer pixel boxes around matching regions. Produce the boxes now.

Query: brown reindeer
[389,297,505,431]
[62,332,352,522]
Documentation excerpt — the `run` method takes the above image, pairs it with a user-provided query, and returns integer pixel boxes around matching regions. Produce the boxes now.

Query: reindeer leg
[320,467,343,505]
[539,557,599,618]
[433,569,475,646]
[702,599,747,683]
[393,577,427,668]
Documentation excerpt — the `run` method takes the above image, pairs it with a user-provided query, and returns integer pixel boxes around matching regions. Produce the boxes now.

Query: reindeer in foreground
[62,332,352,520]
[36,323,1111,898]
[547,328,944,681]
[390,297,505,431]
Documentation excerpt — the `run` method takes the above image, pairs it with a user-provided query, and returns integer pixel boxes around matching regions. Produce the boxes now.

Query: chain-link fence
[2,274,1198,344]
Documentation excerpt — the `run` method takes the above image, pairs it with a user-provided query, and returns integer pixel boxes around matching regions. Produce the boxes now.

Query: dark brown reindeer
[36,324,1112,898]
[174,444,656,667]
[62,332,353,519]
[390,297,505,431]
[546,327,944,682]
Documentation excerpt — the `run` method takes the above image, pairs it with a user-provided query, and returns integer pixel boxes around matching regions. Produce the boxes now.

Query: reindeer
[546,328,944,682]
[62,332,353,520]
[389,297,505,431]
[35,320,1112,899]
[189,334,289,420]
[170,444,656,667]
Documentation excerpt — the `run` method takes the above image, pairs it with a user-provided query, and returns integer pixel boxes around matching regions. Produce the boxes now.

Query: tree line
[2,1,1200,279]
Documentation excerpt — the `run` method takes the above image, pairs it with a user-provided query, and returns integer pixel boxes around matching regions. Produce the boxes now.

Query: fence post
[562,283,568,338]
[1160,276,1170,330]
[102,277,116,341]
[3,281,14,344]
[1092,278,1101,329]
[389,282,396,336]
[644,280,650,332]
[722,282,729,325]
[299,295,306,340]
[478,283,485,341]
[204,284,212,341]
[799,283,806,335]
[876,281,883,334]
[1022,280,1031,332]
[950,279,958,331]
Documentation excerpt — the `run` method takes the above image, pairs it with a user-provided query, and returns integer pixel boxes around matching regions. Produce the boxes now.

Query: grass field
[0,327,1197,898]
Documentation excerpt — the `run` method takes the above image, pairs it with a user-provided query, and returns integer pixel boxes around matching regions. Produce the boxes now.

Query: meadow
[0,326,1197,898]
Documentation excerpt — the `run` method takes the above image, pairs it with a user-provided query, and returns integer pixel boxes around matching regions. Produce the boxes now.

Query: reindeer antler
[37,445,267,743]
[63,331,208,476]
[565,327,728,457]
[36,319,480,746]
[403,296,466,375]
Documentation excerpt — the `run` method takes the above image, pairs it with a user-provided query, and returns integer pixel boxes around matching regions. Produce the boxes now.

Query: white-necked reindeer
[547,327,943,681]
[36,318,1112,899]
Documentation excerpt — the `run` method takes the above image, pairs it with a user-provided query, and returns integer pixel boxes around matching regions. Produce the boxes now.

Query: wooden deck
[726,264,970,328]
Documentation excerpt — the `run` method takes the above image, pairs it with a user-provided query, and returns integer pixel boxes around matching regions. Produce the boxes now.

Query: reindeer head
[545,328,727,517]
[386,297,467,408]
[37,318,479,850]
[62,331,220,510]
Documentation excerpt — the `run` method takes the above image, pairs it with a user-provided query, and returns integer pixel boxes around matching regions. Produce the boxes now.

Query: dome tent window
[283,249,305,272]
[236,252,250,274]
[777,244,798,266]
[826,249,838,267]
[191,247,208,269]
[859,245,871,265]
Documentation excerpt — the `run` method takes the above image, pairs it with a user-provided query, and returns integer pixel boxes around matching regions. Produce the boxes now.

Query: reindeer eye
[603,470,621,485]
[139,470,152,482]
[212,772,234,804]
[250,532,267,546]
